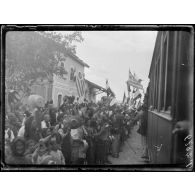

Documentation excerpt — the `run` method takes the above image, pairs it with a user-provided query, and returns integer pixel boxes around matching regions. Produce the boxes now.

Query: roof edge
[67,52,90,68]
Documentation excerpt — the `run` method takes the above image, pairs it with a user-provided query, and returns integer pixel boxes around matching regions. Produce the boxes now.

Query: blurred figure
[6,137,31,164]
[61,118,72,165]
[47,134,65,165]
[32,137,51,164]
[94,121,110,164]
[41,114,51,138]
[18,111,31,137]
[24,115,41,142]
[5,119,15,143]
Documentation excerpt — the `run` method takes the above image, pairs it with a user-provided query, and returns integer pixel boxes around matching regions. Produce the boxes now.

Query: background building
[30,52,106,107]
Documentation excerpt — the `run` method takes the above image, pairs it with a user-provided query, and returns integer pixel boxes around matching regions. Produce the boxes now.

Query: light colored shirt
[49,150,65,165]
[41,120,51,129]
[18,126,25,137]
[5,129,15,142]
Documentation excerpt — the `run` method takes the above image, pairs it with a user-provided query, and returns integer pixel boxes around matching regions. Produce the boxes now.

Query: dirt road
[108,125,148,164]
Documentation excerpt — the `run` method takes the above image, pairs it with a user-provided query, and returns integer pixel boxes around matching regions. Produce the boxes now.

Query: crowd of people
[4,94,144,165]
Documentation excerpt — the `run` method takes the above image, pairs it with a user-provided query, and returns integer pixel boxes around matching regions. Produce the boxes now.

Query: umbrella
[28,94,45,109]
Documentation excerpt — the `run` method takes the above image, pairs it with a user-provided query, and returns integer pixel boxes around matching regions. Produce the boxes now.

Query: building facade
[31,52,105,107]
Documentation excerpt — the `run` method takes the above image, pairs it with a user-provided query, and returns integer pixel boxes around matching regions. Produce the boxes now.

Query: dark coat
[138,110,148,136]
[24,116,40,142]
[61,132,72,165]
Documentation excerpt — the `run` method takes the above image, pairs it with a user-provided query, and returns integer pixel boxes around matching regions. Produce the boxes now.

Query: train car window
[156,57,160,111]
[154,57,160,110]
[160,33,168,111]
[150,68,154,107]
[176,31,191,121]
[153,63,156,109]
[165,32,174,112]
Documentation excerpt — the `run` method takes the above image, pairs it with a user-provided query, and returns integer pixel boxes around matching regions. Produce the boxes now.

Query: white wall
[52,55,85,106]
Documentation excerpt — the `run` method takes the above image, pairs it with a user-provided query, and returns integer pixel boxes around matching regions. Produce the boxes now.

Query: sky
[70,31,157,101]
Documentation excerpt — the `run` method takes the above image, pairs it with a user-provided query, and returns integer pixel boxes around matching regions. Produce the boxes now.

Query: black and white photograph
[0,25,194,171]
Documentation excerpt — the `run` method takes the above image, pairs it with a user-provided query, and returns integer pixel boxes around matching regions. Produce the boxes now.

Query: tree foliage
[6,31,84,96]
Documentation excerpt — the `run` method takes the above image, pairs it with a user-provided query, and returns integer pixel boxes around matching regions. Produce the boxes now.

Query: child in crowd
[47,134,65,165]
[6,137,31,164]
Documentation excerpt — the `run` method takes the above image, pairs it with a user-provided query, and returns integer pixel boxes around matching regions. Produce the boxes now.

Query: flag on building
[76,72,86,99]
[106,79,115,97]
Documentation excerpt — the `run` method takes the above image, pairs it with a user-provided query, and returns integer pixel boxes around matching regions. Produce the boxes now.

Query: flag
[110,97,117,106]
[127,83,131,92]
[137,100,141,109]
[129,68,134,80]
[127,69,143,90]
[108,88,115,97]
[133,72,137,80]
[105,79,115,97]
[122,92,126,104]
[73,67,77,81]
[133,88,137,93]
[76,72,86,99]
[106,79,109,90]
[134,89,142,100]
[129,97,134,106]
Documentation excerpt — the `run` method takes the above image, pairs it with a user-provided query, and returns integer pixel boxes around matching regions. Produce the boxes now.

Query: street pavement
[108,125,148,164]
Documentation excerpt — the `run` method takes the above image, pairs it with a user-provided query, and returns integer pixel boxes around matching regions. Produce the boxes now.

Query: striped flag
[129,97,134,106]
[75,72,86,99]
[136,100,142,109]
[134,89,141,100]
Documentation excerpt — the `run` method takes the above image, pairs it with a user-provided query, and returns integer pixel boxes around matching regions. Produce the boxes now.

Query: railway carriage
[147,29,193,166]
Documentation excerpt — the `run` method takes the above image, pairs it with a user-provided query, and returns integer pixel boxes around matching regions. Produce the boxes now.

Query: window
[160,32,168,111]
[78,72,82,79]
[57,94,62,108]
[31,85,46,100]
[60,62,64,68]
[152,63,156,108]
[70,67,76,81]
[153,64,157,109]
[176,31,191,120]
[165,32,173,112]
[154,57,160,110]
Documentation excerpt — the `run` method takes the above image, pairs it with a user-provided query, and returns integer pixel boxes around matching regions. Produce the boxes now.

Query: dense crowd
[5,95,141,165]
